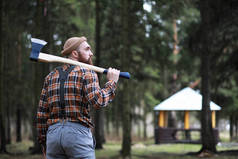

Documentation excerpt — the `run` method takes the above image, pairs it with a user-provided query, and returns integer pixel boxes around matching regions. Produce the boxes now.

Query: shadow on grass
[185,150,238,159]
[133,150,238,159]
[1,150,238,159]
[133,152,186,159]
[0,153,42,159]
[187,150,238,156]
[218,150,238,156]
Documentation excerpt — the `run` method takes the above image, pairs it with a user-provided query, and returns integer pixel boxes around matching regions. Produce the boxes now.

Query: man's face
[77,41,93,65]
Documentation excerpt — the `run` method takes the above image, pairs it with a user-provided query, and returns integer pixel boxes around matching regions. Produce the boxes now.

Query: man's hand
[107,67,120,83]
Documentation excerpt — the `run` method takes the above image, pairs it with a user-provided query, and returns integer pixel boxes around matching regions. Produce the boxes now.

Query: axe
[30,38,130,79]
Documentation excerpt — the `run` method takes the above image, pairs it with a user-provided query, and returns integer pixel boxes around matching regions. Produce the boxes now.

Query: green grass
[97,141,238,159]
[0,140,238,159]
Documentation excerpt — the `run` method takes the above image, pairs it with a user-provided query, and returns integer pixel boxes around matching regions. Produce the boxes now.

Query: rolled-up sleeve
[83,71,117,109]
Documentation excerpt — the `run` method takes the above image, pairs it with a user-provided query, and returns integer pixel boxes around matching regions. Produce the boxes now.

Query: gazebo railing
[154,127,219,144]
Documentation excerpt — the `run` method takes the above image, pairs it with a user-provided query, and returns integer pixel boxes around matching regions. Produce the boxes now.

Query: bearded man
[37,37,120,159]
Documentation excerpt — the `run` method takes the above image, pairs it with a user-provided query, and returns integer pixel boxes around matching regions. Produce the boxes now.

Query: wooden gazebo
[154,87,221,144]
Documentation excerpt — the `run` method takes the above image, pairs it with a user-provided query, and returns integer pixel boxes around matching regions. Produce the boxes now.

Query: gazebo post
[184,111,191,140]
[184,111,190,129]
[212,111,216,128]
[158,111,165,127]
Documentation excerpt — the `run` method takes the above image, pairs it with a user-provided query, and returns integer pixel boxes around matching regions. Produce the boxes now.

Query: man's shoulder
[76,66,96,75]
[45,68,58,79]
[45,65,96,79]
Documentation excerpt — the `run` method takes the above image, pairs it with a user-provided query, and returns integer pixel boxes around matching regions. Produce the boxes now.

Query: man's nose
[90,51,93,56]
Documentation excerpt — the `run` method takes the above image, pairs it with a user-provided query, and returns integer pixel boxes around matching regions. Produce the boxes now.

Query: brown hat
[61,36,87,56]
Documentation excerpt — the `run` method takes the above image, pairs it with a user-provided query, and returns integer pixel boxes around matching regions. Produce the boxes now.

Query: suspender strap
[56,65,75,118]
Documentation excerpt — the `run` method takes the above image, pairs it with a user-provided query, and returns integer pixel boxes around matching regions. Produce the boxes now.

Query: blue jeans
[46,121,95,159]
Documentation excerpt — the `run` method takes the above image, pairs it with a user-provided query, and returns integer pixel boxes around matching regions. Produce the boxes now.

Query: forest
[0,0,238,159]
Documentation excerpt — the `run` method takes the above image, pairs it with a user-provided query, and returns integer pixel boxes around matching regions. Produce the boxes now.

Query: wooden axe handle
[38,52,130,79]
[39,52,105,73]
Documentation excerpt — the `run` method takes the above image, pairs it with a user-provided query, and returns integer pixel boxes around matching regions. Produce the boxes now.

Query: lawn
[0,139,238,159]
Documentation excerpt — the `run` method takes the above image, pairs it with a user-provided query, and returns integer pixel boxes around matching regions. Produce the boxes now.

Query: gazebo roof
[154,87,221,111]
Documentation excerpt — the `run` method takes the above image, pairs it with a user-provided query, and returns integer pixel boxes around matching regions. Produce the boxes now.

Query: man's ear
[72,50,79,58]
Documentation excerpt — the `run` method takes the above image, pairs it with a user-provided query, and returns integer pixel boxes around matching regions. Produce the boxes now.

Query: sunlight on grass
[95,140,238,159]
[96,143,121,158]
[6,140,34,154]
[132,143,201,154]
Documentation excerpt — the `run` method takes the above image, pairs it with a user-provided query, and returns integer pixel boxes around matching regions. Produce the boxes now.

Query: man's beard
[87,57,93,65]
[78,56,93,65]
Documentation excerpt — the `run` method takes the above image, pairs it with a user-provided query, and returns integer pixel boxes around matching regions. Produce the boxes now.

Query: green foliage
[217,78,238,114]
[144,91,160,110]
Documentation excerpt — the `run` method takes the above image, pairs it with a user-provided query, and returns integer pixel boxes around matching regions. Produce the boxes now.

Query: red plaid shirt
[37,64,117,145]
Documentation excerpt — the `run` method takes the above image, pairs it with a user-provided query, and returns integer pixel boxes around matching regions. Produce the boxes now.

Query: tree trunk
[30,61,42,154]
[141,100,147,140]
[115,94,121,137]
[94,109,104,149]
[16,33,22,143]
[16,106,22,142]
[199,0,217,153]
[30,0,53,153]
[0,112,7,153]
[200,45,216,153]
[30,96,41,154]
[30,0,46,153]
[105,112,110,135]
[138,117,141,138]
[229,115,234,141]
[115,112,119,137]
[0,0,7,153]
[168,19,179,129]
[143,115,147,140]
[94,0,105,149]
[6,105,11,144]
[235,117,238,139]
[138,104,141,139]
[121,0,131,158]
[121,81,131,158]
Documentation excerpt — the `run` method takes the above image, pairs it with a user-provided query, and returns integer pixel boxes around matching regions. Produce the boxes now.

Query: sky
[143,2,152,12]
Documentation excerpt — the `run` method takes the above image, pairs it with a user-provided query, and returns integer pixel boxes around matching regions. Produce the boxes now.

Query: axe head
[30,38,47,61]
